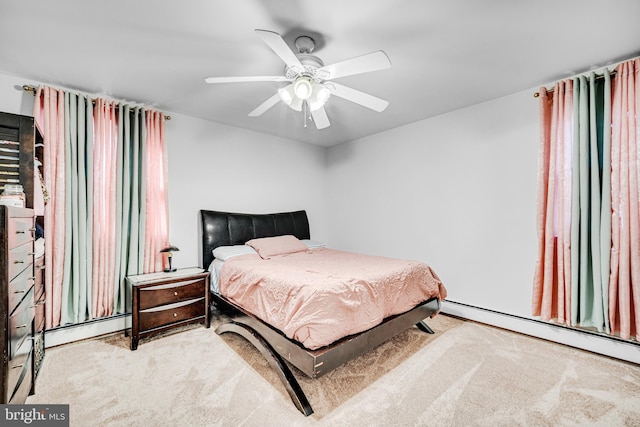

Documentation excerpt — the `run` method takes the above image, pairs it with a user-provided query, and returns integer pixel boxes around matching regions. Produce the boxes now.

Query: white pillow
[212,245,257,261]
[302,239,326,249]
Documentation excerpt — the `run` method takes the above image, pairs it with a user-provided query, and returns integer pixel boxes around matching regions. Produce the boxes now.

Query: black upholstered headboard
[198,209,310,269]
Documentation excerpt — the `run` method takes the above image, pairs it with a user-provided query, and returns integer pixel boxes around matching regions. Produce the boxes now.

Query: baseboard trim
[45,314,131,348]
[441,300,639,365]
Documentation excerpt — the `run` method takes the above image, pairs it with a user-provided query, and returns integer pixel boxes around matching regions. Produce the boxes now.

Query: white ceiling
[1,0,639,147]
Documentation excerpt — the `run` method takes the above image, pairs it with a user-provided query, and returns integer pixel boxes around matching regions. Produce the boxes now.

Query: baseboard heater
[440,300,639,365]
[44,313,131,348]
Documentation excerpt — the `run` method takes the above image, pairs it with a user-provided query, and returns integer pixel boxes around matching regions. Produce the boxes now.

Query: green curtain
[113,105,146,314]
[60,92,94,324]
[570,71,611,332]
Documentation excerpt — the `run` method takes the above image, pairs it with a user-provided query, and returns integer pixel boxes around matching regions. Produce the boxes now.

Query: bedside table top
[126,267,206,285]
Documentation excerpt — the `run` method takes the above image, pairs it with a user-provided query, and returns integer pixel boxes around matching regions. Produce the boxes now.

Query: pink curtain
[609,58,640,340]
[92,99,119,318]
[144,110,169,273]
[532,80,574,325]
[33,86,65,329]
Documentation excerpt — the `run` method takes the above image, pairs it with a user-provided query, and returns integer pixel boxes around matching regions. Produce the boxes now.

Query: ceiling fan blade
[319,51,391,80]
[205,76,288,84]
[330,83,389,112]
[255,29,303,71]
[311,107,330,129]
[248,93,281,117]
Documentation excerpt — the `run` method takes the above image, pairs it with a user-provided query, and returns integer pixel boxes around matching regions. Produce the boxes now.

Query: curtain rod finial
[533,92,540,98]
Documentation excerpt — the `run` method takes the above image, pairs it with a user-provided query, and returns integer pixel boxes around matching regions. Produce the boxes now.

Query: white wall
[0,73,39,115]
[326,89,539,318]
[164,112,329,268]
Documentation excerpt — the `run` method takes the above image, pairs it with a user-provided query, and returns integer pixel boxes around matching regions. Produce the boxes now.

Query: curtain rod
[22,84,171,120]
[533,69,618,98]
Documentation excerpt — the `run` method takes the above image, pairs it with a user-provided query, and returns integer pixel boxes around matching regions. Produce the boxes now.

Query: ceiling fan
[204,29,391,130]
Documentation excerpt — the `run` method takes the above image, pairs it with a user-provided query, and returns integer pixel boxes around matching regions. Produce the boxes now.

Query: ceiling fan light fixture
[289,96,303,112]
[278,84,303,111]
[307,83,331,111]
[293,76,313,100]
[277,84,295,105]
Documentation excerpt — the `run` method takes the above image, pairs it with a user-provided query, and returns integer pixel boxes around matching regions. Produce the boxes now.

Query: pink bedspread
[218,248,447,349]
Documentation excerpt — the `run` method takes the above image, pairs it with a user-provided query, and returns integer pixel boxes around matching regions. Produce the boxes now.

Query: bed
[199,209,446,416]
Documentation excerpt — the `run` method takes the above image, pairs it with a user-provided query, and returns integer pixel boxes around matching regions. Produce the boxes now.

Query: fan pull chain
[303,101,308,128]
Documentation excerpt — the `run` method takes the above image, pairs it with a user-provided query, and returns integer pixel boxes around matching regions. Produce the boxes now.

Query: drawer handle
[16,324,28,329]
[173,313,177,317]
[13,290,26,294]
[14,260,25,264]
[174,291,178,296]
[11,364,24,369]
[16,228,36,234]
[28,252,35,256]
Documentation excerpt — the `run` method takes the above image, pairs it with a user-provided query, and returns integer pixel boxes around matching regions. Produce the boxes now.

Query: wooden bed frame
[199,209,440,416]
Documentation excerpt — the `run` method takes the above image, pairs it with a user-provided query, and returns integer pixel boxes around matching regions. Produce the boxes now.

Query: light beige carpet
[27,314,640,426]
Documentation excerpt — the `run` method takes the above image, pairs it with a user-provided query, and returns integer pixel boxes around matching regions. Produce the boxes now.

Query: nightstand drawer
[139,297,205,332]
[128,269,209,350]
[139,277,207,310]
[7,215,34,249]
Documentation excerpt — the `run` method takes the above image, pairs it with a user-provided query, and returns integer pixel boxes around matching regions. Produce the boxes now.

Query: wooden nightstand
[127,267,210,350]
